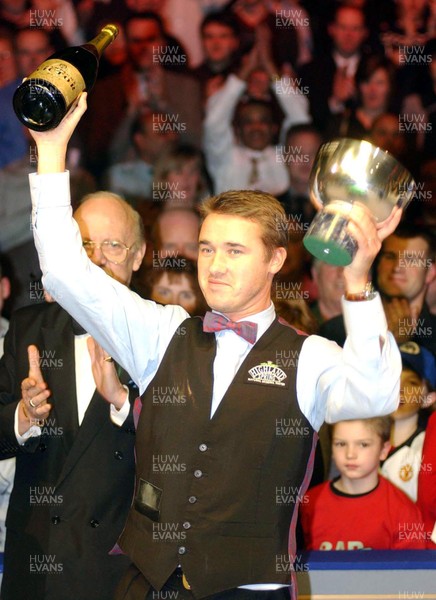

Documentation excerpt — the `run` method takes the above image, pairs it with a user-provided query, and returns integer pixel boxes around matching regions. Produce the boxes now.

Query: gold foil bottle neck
[100,24,119,39]
[88,23,119,55]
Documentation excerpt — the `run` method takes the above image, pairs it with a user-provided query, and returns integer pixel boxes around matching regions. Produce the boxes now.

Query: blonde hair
[332,416,392,444]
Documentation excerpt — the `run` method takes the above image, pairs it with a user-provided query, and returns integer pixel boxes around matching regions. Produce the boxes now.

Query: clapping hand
[87,337,127,411]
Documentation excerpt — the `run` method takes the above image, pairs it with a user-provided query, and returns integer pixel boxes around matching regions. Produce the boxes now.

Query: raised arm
[29,95,188,392]
[298,204,403,431]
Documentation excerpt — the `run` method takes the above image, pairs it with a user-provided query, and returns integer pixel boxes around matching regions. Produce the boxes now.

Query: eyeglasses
[82,240,133,264]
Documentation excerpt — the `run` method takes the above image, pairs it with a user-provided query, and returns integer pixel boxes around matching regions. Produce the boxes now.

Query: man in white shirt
[204,37,311,195]
[26,93,401,600]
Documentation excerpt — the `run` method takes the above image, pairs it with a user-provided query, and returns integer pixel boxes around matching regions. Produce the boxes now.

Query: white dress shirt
[15,333,96,444]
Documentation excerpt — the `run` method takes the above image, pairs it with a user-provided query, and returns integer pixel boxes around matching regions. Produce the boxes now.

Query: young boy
[300,417,427,550]
[381,341,436,502]
[418,410,436,547]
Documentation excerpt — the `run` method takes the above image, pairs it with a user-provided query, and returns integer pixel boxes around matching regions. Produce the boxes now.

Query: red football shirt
[417,412,436,548]
[300,475,427,550]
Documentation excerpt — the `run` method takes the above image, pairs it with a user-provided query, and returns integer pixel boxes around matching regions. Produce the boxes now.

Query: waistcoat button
[188,496,197,504]
[194,469,203,478]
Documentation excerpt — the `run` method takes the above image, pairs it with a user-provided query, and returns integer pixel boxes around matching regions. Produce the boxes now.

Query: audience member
[0,257,12,582]
[369,112,409,164]
[418,409,436,547]
[95,20,128,79]
[152,144,212,211]
[274,228,317,306]
[320,224,436,355]
[0,191,146,600]
[29,0,84,47]
[0,28,27,169]
[103,110,179,205]
[13,27,53,78]
[135,260,207,316]
[381,341,436,502]
[151,208,200,263]
[78,0,132,39]
[426,277,436,316]
[310,259,345,326]
[415,157,436,232]
[0,260,10,344]
[326,54,397,140]
[228,0,271,57]
[379,0,435,54]
[299,4,369,133]
[228,0,306,71]
[273,297,318,335]
[192,11,241,101]
[0,126,41,311]
[204,33,310,195]
[278,123,323,228]
[376,225,436,354]
[0,0,28,31]
[78,11,203,179]
[301,417,427,550]
[395,38,436,161]
[269,0,314,68]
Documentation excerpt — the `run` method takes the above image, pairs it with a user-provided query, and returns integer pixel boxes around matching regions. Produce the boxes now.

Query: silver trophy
[303,138,416,266]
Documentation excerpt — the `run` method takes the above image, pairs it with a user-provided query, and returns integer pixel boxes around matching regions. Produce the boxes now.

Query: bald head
[74,192,146,286]
[155,208,200,261]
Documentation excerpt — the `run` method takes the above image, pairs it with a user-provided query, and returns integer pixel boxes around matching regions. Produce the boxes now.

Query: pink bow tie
[203,311,258,345]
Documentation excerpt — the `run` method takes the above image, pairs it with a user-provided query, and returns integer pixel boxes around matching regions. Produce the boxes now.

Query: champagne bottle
[13,24,118,131]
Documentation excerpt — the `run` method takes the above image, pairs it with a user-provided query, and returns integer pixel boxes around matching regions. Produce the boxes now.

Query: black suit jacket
[0,302,137,600]
[299,53,370,134]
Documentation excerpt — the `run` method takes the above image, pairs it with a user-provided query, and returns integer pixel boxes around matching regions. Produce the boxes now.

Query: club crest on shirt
[399,463,413,482]
[246,361,288,387]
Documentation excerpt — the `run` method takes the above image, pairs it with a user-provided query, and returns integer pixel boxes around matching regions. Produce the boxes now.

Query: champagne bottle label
[25,59,86,107]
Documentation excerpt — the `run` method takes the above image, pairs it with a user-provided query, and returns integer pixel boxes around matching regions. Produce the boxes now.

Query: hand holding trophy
[303,138,416,267]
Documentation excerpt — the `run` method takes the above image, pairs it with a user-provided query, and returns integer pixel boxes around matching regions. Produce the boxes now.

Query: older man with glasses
[0,192,146,600]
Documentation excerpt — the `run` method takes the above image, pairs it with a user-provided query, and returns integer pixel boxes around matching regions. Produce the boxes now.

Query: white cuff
[110,385,130,426]
[14,404,41,445]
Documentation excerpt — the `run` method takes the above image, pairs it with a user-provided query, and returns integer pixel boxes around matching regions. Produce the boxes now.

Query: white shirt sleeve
[30,171,189,394]
[273,76,311,138]
[203,74,245,179]
[297,294,401,432]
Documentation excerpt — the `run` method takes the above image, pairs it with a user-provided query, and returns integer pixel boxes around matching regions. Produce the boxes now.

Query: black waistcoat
[118,316,317,598]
